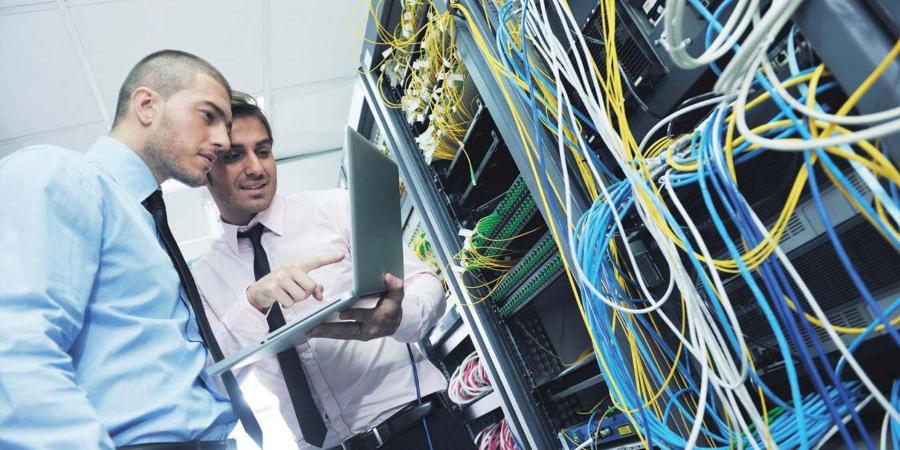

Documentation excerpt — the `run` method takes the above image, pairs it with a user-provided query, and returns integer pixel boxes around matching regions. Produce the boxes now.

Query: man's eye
[256,150,271,158]
[222,151,241,163]
[202,111,214,123]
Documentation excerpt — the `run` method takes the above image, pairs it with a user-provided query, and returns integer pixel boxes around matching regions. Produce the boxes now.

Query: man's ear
[131,87,161,126]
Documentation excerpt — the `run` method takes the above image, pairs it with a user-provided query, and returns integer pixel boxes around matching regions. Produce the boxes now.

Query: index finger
[295,254,345,272]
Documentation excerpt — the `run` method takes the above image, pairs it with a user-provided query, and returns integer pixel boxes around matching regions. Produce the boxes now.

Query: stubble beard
[144,116,206,187]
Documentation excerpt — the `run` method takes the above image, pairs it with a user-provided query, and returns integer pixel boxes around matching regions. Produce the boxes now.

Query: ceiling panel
[0,0,51,9]
[269,0,368,89]
[275,150,344,194]
[0,9,103,140]
[69,0,265,115]
[0,121,108,159]
[270,78,355,157]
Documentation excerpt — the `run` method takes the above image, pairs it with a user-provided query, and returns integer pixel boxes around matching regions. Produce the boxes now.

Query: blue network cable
[688,3,897,447]
[697,100,869,449]
[570,53,895,450]
[484,1,898,448]
[892,380,900,449]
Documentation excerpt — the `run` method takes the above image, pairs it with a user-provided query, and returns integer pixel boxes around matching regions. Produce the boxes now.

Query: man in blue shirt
[0,50,259,449]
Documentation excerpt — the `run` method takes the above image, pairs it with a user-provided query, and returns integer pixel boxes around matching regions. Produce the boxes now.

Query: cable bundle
[448,351,493,405]
[399,8,475,163]
[475,418,517,450]
[409,225,441,272]
[446,0,900,448]
[369,1,476,163]
[455,178,542,304]
[458,178,527,263]
[372,0,427,89]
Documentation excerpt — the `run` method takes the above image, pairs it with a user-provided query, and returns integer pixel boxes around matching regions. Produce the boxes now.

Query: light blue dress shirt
[0,137,236,449]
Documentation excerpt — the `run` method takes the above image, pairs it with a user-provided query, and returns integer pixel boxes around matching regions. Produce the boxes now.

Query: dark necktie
[142,190,263,448]
[238,223,328,447]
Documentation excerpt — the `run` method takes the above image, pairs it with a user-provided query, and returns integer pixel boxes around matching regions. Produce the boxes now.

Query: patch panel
[499,255,564,317]
[489,233,558,302]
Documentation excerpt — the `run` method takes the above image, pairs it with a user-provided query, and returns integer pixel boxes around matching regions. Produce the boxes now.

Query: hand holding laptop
[246,254,345,312]
[307,273,405,341]
[206,127,403,378]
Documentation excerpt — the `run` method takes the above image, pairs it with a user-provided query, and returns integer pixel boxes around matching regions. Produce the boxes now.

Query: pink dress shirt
[192,190,448,449]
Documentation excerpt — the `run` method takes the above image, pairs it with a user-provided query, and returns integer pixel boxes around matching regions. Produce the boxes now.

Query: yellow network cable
[640,69,900,274]
[447,3,900,448]
[805,49,900,245]
[484,0,778,445]
[448,2,651,447]
[785,296,900,335]
[485,4,602,199]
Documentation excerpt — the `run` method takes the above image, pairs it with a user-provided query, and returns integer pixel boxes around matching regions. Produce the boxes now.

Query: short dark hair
[112,49,231,127]
[231,91,273,144]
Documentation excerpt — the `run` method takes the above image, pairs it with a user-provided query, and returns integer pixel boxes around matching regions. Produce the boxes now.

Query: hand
[246,254,345,312]
[307,273,405,341]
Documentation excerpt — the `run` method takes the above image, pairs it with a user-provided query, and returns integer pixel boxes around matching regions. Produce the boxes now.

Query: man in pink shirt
[191,92,477,450]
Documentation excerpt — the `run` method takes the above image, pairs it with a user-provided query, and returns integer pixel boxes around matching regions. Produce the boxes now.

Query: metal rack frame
[350,1,900,448]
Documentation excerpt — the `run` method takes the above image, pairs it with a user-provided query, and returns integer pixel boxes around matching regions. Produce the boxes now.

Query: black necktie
[142,190,263,448]
[238,223,328,447]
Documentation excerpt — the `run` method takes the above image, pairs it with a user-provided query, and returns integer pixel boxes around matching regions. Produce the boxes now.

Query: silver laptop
[207,126,403,377]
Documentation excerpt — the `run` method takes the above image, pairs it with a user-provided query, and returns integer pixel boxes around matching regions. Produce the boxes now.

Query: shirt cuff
[392,275,445,343]
[221,288,270,346]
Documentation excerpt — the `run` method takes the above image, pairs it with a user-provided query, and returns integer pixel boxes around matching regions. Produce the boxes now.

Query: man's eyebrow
[202,101,229,123]
[254,139,274,149]
[228,143,247,151]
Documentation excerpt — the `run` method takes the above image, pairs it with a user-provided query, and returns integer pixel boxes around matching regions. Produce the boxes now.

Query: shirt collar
[221,194,286,254]
[86,136,159,203]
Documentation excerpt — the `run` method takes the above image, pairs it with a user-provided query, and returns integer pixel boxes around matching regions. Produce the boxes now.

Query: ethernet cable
[757,28,900,127]
[404,6,896,450]
[532,2,896,446]
[448,351,493,405]
[475,419,518,450]
[528,2,780,446]
[687,102,868,448]
[684,72,896,438]
[707,0,805,94]
[663,0,758,70]
[451,2,900,449]
[516,0,756,442]
[733,38,900,152]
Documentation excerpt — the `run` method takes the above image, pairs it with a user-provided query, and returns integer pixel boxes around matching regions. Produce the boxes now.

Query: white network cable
[734,52,900,152]
[663,0,758,70]
[519,2,777,448]
[759,59,900,126]
[448,351,493,405]
[504,1,900,448]
[713,0,805,94]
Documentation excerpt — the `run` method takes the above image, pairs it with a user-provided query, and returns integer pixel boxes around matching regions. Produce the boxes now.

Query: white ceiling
[0,0,369,163]
[0,0,370,269]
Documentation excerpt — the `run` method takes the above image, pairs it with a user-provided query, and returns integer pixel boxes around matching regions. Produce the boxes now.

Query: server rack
[349,0,900,448]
